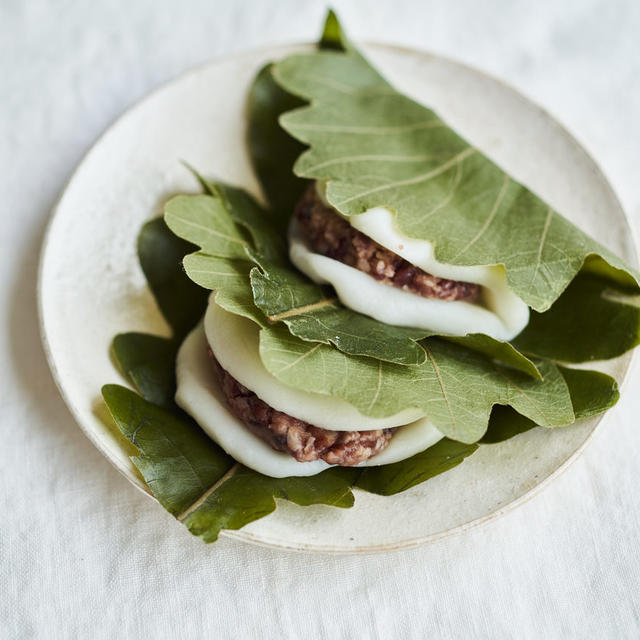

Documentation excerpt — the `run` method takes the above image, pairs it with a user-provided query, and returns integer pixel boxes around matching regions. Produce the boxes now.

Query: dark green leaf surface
[272,44,640,314]
[514,274,640,362]
[558,366,619,420]
[247,64,308,224]
[479,405,536,445]
[102,384,233,516]
[183,466,358,543]
[112,333,177,407]
[137,218,208,340]
[356,439,478,496]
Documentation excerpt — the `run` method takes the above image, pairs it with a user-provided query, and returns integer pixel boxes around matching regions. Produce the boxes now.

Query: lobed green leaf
[479,364,619,443]
[272,43,640,314]
[103,385,357,542]
[258,323,575,443]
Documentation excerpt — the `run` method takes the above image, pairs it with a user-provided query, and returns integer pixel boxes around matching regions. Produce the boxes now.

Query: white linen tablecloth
[2,1,640,637]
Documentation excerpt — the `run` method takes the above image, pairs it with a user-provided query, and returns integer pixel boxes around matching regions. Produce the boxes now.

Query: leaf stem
[177,462,240,522]
[267,297,338,322]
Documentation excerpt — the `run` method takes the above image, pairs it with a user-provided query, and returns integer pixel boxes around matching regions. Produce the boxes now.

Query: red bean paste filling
[294,184,480,302]
[210,352,395,466]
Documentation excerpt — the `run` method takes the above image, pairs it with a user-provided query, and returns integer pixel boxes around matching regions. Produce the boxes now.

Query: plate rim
[38,40,640,554]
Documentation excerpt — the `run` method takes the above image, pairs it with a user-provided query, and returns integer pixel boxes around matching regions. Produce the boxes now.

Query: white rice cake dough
[289,195,529,341]
[176,323,444,478]
[204,300,424,431]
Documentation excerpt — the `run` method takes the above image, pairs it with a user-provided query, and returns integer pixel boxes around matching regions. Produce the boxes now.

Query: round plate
[39,43,638,553]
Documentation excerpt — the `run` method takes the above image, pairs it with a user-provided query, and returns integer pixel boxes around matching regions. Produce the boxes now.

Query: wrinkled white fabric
[2,1,640,638]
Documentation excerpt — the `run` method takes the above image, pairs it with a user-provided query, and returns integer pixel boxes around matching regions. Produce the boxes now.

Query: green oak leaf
[480,365,619,443]
[272,38,640,314]
[241,12,640,367]
[258,323,575,443]
[356,363,619,496]
[356,439,478,496]
[137,217,208,340]
[103,216,358,542]
[103,385,357,543]
[112,333,177,408]
[246,64,308,226]
[513,274,640,362]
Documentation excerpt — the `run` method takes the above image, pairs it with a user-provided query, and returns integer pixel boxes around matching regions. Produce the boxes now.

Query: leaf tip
[101,383,119,404]
[319,9,347,52]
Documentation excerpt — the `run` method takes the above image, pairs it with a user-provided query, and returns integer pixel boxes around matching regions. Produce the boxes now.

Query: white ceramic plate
[39,43,637,553]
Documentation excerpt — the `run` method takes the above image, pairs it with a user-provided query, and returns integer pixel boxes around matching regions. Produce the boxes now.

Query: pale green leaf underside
[165,195,249,260]
[272,51,640,312]
[258,323,574,443]
[182,253,265,326]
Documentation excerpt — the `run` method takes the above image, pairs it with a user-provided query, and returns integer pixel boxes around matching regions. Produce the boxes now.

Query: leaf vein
[455,175,510,258]
[334,147,476,206]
